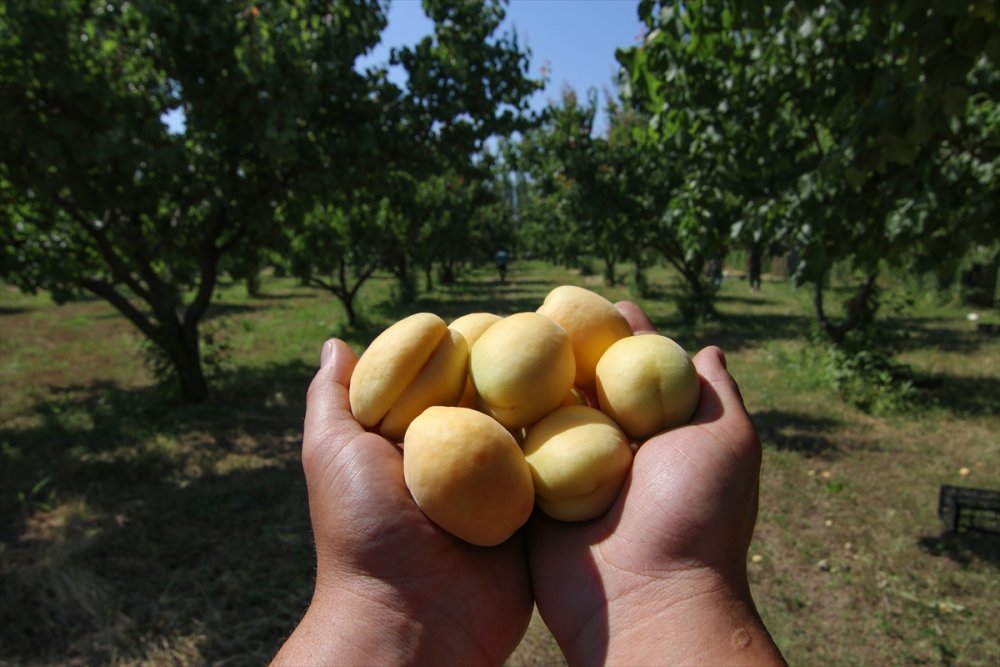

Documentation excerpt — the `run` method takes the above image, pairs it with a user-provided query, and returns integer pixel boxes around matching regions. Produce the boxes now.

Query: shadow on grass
[248,290,318,301]
[445,276,556,293]
[1,463,314,665]
[907,370,1000,418]
[715,293,777,306]
[918,531,1000,570]
[354,284,548,333]
[752,409,842,457]
[204,302,291,321]
[684,311,812,353]
[88,301,293,323]
[896,317,993,355]
[0,361,320,664]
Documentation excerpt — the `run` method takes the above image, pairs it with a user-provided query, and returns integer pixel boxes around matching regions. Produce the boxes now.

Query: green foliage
[285,196,387,326]
[763,279,921,414]
[0,0,540,398]
[819,332,917,416]
[0,0,391,400]
[769,327,917,416]
[513,86,719,319]
[284,0,541,306]
[16,475,57,515]
[624,0,1000,336]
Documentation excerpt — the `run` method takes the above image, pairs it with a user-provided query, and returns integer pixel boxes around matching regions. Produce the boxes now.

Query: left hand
[272,339,532,667]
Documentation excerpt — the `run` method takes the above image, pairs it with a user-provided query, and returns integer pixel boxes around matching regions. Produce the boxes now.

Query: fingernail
[320,340,334,368]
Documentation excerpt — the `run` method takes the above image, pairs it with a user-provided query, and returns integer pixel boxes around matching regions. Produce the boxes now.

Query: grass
[1,261,998,666]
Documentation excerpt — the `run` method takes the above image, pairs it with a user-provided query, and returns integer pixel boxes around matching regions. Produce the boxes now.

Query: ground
[1,261,998,666]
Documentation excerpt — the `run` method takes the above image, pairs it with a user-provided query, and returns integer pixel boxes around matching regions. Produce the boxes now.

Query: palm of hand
[601,408,760,577]
[303,350,532,664]
[528,347,761,650]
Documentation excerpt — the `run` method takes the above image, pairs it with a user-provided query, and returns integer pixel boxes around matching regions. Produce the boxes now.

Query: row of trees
[515,0,998,334]
[2,0,997,402]
[2,0,539,401]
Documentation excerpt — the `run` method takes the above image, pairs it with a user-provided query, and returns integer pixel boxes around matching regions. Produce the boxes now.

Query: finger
[321,338,358,386]
[690,346,747,424]
[614,300,657,335]
[305,339,362,448]
[686,346,763,474]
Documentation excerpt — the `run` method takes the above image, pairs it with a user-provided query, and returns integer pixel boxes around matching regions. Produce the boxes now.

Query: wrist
[274,566,505,667]
[272,580,423,666]
[564,567,785,667]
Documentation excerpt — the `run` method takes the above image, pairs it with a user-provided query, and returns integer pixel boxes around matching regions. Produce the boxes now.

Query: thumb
[689,346,761,468]
[320,338,357,386]
[304,339,361,462]
[690,346,748,425]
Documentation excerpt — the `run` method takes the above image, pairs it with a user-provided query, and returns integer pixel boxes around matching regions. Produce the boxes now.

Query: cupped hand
[527,302,784,666]
[273,339,532,667]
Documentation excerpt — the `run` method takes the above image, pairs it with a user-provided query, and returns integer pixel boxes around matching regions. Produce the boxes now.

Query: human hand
[272,339,532,667]
[527,302,785,666]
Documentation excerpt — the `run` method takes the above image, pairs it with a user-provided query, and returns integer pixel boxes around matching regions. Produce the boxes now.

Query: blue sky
[361,0,646,133]
[164,1,645,135]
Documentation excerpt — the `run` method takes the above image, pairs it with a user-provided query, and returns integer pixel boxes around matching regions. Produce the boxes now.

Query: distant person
[748,243,762,291]
[709,255,724,290]
[272,302,787,667]
[495,249,508,283]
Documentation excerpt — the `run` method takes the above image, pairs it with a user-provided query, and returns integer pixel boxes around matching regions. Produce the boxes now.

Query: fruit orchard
[2,0,997,401]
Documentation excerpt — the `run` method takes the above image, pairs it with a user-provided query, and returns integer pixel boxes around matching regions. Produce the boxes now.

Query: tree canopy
[622,0,999,338]
[1,0,539,400]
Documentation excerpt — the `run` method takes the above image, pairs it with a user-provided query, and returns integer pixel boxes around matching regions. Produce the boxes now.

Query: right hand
[526,302,785,666]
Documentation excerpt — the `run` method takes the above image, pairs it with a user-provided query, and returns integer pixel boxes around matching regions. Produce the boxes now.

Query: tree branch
[815,269,878,345]
[306,274,338,295]
[216,211,250,255]
[80,277,160,342]
[185,205,228,329]
[55,196,154,304]
[120,210,173,310]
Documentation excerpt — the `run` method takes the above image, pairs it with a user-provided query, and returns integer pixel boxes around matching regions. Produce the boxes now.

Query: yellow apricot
[448,312,502,409]
[537,285,633,389]
[403,406,535,546]
[379,328,468,442]
[522,405,632,522]
[349,313,468,440]
[470,312,575,429]
[595,334,700,439]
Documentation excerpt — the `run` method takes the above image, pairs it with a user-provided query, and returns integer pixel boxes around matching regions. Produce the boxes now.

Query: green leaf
[942,85,968,116]
[845,166,866,189]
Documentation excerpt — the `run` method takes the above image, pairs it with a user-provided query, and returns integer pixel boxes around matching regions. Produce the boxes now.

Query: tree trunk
[394,256,417,304]
[632,257,649,297]
[172,310,211,403]
[340,294,358,328]
[674,257,717,324]
[814,269,878,345]
[440,260,456,285]
[603,256,616,286]
[174,341,210,402]
[81,277,211,403]
[245,271,261,297]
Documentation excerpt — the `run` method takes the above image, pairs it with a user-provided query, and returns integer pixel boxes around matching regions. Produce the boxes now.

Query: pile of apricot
[348,286,700,546]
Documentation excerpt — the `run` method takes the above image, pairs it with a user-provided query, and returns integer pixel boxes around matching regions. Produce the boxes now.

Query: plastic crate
[938,485,1000,534]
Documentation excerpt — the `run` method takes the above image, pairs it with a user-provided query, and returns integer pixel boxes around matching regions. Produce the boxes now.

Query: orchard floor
[2,261,998,666]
